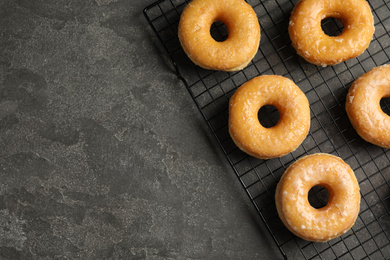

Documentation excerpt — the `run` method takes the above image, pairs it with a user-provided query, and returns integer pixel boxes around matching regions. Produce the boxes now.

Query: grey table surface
[0,0,283,259]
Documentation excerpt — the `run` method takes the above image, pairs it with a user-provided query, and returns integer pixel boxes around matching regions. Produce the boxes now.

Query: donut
[228,75,310,159]
[178,0,260,71]
[275,153,360,242]
[288,0,374,66]
[346,65,390,148]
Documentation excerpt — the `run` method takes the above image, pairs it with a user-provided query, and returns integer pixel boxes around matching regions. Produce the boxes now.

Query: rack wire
[144,0,390,258]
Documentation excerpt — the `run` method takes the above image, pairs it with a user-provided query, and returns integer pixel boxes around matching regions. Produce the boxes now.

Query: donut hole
[321,17,344,37]
[258,105,280,128]
[380,97,390,116]
[308,185,329,209]
[210,21,229,42]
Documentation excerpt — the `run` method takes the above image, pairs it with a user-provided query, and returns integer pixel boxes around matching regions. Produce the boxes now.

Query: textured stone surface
[0,0,281,259]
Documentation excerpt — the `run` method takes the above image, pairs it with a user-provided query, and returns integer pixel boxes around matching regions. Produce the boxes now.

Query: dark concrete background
[0,0,282,259]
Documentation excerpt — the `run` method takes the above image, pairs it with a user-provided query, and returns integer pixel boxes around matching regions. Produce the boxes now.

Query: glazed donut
[275,153,360,242]
[346,65,390,148]
[178,0,260,71]
[229,75,310,159]
[289,0,374,66]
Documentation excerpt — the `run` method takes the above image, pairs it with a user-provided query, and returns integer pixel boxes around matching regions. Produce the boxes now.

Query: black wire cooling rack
[144,0,390,259]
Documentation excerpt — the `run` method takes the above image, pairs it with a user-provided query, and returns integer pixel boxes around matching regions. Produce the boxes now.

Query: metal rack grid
[144,0,390,259]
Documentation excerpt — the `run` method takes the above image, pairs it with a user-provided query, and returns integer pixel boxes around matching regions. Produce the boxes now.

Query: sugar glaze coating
[289,0,374,66]
[275,153,360,242]
[178,0,260,71]
[229,75,310,159]
[346,65,390,148]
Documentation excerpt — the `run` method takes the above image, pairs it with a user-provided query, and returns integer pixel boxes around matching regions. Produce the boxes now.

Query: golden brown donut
[178,0,260,71]
[275,153,360,242]
[229,75,310,159]
[289,0,374,66]
[346,65,390,148]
